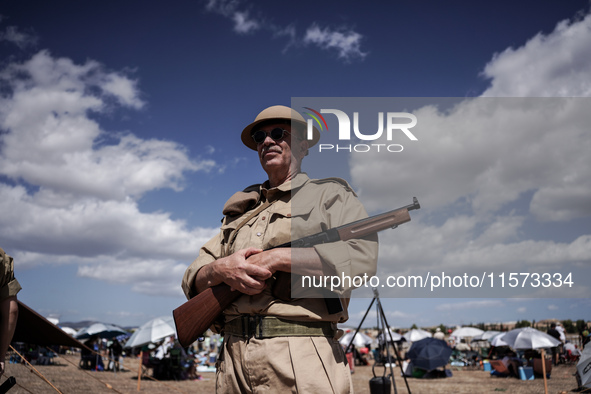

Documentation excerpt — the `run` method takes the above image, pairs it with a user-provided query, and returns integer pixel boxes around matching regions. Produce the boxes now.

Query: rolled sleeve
[296,179,379,293]
[181,233,223,299]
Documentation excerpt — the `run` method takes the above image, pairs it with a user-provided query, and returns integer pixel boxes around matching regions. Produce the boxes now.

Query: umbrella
[125,316,177,349]
[339,331,373,348]
[576,345,591,389]
[60,327,78,336]
[403,328,432,342]
[489,333,509,347]
[501,327,561,350]
[75,323,128,340]
[378,328,404,344]
[406,337,452,371]
[471,330,500,342]
[502,327,561,394]
[450,327,484,339]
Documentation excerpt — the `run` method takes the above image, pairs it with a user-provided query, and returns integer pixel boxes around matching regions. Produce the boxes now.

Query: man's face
[254,122,307,174]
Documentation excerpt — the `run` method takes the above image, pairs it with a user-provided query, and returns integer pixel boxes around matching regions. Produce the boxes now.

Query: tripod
[344,288,411,394]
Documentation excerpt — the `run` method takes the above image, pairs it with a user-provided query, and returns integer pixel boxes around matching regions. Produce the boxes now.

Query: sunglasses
[251,128,291,144]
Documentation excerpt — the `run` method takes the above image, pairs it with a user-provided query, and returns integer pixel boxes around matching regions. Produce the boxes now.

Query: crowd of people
[77,333,223,381]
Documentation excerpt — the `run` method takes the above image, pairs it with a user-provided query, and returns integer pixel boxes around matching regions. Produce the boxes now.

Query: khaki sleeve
[1,247,22,301]
[181,232,224,300]
[311,186,379,293]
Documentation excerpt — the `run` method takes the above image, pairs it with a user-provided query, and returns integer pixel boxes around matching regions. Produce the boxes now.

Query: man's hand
[247,247,329,277]
[195,248,273,295]
[0,360,4,378]
[244,248,291,274]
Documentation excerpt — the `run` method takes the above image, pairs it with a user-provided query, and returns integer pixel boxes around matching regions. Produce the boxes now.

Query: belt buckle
[242,315,263,339]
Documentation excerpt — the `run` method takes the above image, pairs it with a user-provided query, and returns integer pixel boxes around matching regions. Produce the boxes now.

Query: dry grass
[2,353,580,393]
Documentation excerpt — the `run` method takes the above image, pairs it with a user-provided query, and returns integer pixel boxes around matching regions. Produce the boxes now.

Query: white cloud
[203,1,366,62]
[482,13,591,97]
[206,0,260,35]
[232,11,259,34]
[0,50,215,201]
[346,11,591,298]
[346,306,413,328]
[436,300,505,311]
[0,25,38,49]
[303,24,367,62]
[101,72,144,109]
[0,50,220,296]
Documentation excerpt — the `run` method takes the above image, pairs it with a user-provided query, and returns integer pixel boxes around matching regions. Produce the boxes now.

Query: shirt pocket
[220,214,258,255]
[265,205,293,247]
[290,201,324,240]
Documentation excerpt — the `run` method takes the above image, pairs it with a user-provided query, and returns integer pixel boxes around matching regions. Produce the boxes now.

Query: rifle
[173,197,420,347]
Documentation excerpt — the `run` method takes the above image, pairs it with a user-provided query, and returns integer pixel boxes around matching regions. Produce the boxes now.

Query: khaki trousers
[216,335,353,393]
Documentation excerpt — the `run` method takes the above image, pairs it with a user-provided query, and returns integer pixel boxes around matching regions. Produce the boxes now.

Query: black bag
[369,364,391,394]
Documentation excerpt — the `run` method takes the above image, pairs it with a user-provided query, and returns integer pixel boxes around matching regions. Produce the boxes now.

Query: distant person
[547,323,561,365]
[580,329,590,349]
[434,327,445,340]
[81,335,99,370]
[556,322,566,342]
[501,351,521,377]
[154,336,175,360]
[108,338,123,371]
[0,247,21,378]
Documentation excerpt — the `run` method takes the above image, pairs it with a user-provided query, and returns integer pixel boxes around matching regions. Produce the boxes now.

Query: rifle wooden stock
[174,283,239,348]
[173,197,420,347]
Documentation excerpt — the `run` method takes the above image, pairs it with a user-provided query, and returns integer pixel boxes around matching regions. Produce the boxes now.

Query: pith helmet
[241,105,320,150]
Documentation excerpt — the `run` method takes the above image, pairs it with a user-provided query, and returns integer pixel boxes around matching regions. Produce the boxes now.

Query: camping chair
[489,360,510,377]
[479,347,490,359]
[565,349,580,364]
[141,351,158,377]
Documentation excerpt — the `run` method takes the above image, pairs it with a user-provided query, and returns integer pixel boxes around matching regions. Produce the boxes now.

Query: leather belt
[224,315,336,339]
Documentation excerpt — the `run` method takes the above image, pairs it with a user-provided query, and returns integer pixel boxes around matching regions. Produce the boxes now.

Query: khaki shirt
[181,173,378,323]
[1,247,22,301]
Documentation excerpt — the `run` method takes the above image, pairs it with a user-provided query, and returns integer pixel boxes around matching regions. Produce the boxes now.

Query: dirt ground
[2,353,582,393]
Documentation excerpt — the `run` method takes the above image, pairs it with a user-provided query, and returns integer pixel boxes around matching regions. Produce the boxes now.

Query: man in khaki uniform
[1,247,21,378]
[182,105,378,393]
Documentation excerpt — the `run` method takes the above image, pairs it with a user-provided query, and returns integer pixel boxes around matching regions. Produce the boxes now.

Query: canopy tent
[75,323,128,340]
[472,330,501,342]
[377,328,404,344]
[60,327,78,336]
[339,331,373,348]
[12,301,86,348]
[450,327,484,339]
[403,328,432,342]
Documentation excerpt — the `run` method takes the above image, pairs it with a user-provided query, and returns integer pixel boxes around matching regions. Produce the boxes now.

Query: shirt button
[261,216,266,220]
[256,232,262,237]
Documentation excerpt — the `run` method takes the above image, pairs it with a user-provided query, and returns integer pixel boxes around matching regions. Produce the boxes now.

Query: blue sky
[1,0,590,330]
